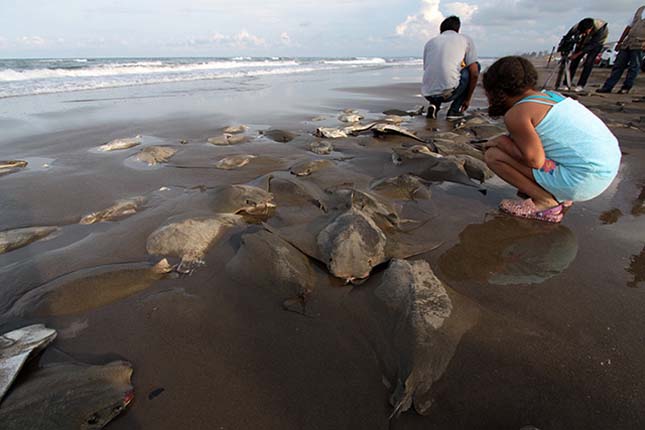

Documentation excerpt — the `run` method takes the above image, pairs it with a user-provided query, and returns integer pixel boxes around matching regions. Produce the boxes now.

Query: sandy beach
[1,58,644,430]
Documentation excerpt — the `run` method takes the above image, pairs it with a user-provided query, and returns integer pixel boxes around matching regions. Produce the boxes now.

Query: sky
[1,0,643,58]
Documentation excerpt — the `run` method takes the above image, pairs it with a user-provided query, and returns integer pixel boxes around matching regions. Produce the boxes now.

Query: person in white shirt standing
[422,16,480,120]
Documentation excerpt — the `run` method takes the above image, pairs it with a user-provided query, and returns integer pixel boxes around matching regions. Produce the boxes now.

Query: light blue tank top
[515,91,621,176]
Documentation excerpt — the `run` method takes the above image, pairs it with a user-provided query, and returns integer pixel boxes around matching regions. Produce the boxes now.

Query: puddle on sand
[439,215,578,285]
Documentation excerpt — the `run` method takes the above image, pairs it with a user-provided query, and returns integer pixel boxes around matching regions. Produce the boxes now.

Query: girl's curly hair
[483,56,538,117]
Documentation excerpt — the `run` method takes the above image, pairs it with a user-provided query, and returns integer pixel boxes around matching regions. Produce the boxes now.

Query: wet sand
[1,61,644,430]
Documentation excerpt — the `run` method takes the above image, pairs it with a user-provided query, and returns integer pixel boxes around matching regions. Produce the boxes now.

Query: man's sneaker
[446,111,464,121]
[596,88,611,93]
[426,104,437,119]
[555,85,570,91]
[618,87,632,94]
[572,86,585,93]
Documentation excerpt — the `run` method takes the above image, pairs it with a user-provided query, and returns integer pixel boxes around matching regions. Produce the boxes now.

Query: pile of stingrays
[0,109,506,423]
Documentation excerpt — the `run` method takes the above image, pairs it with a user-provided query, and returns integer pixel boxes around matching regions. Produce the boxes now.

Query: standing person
[482,57,620,223]
[422,15,480,120]
[562,18,609,92]
[597,6,645,94]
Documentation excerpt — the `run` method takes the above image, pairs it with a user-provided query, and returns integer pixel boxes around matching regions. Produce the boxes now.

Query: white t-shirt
[422,30,478,97]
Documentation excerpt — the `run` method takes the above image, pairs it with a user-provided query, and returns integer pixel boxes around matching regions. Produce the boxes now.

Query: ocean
[0,57,423,98]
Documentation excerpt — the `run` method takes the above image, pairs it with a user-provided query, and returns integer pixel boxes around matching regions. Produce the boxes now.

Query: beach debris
[208,134,248,145]
[309,141,334,155]
[0,324,57,402]
[0,360,134,430]
[314,127,348,139]
[260,129,297,143]
[370,174,432,201]
[148,388,165,400]
[99,135,142,151]
[338,112,363,123]
[0,160,28,170]
[179,139,188,144]
[214,154,256,170]
[223,124,248,134]
[8,259,172,318]
[227,229,314,314]
[135,146,177,165]
[289,159,335,176]
[146,215,242,273]
[310,115,327,122]
[452,115,491,130]
[79,196,146,224]
[374,259,453,416]
[0,226,60,255]
[207,184,276,216]
[447,154,494,183]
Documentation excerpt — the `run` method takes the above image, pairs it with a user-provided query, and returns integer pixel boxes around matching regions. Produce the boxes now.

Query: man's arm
[460,62,480,112]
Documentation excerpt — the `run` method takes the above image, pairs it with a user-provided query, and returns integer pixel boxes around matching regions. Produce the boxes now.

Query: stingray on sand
[0,324,57,402]
[0,361,134,430]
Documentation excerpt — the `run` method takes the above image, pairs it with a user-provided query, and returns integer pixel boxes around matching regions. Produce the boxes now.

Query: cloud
[396,0,445,40]
[190,30,267,48]
[444,2,479,23]
[280,32,291,45]
[19,36,47,47]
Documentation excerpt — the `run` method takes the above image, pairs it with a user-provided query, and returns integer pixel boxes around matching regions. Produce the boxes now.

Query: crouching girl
[482,56,621,223]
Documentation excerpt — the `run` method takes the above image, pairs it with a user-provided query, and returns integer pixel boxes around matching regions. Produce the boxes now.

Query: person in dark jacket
[561,18,609,91]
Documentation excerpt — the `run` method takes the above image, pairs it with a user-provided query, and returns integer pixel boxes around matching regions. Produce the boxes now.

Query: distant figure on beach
[597,6,645,94]
[421,15,480,121]
[482,56,621,223]
[559,17,608,92]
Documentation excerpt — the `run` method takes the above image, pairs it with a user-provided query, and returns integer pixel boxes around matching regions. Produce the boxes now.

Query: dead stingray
[0,160,28,170]
[99,136,142,151]
[208,134,248,145]
[207,184,276,216]
[371,123,429,144]
[253,171,328,212]
[338,112,363,123]
[0,324,57,402]
[9,259,172,317]
[79,196,146,224]
[135,146,177,165]
[314,127,348,139]
[370,174,432,201]
[433,138,484,160]
[0,360,134,430]
[223,124,247,134]
[325,186,401,229]
[226,228,314,314]
[468,125,507,140]
[390,151,479,189]
[368,259,480,417]
[382,106,425,116]
[267,205,440,284]
[289,159,335,176]
[309,141,334,155]
[446,154,494,183]
[0,226,60,254]
[214,154,256,170]
[146,215,242,273]
[260,129,297,143]
[391,145,442,165]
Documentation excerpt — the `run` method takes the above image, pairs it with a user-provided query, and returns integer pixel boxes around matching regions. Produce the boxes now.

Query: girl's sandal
[499,198,565,223]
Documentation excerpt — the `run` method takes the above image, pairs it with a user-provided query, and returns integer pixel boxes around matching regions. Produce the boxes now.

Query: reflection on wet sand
[440,216,578,285]
[631,185,645,216]
[627,246,644,288]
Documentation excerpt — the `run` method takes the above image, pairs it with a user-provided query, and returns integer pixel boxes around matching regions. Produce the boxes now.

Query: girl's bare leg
[484,147,559,210]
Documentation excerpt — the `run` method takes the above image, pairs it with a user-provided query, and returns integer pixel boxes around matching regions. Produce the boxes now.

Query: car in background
[599,42,619,67]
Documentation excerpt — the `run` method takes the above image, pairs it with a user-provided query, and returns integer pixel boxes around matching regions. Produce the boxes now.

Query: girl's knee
[484,147,501,166]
